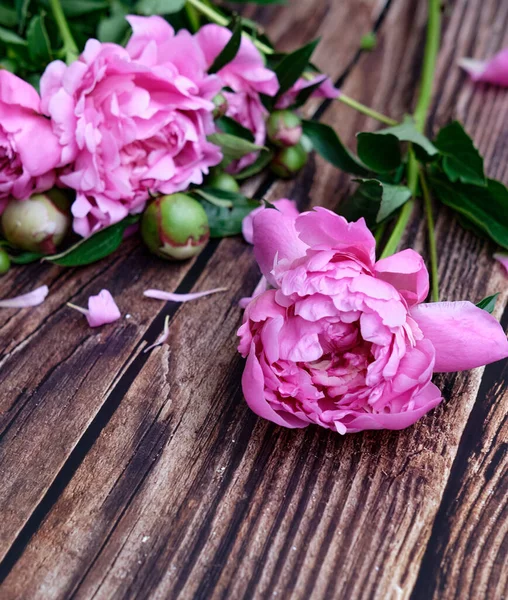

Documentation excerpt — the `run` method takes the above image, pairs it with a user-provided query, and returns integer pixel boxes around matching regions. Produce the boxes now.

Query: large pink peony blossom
[195,24,279,172]
[40,16,222,236]
[238,206,508,434]
[0,71,61,213]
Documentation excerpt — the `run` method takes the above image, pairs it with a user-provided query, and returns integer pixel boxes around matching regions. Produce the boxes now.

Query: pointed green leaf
[376,115,438,157]
[430,174,508,249]
[208,17,242,74]
[338,179,411,227]
[273,39,320,101]
[302,120,369,176]
[476,293,499,314]
[356,132,402,173]
[234,149,273,180]
[197,194,260,238]
[216,116,255,142]
[135,0,186,16]
[434,121,486,186]
[208,133,264,167]
[27,14,52,63]
[0,25,27,46]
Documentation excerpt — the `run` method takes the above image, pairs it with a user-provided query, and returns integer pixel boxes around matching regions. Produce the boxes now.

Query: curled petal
[145,315,170,353]
[242,199,299,245]
[0,285,49,308]
[494,253,508,276]
[144,287,227,302]
[459,49,508,87]
[375,249,430,306]
[87,290,121,327]
[411,301,508,372]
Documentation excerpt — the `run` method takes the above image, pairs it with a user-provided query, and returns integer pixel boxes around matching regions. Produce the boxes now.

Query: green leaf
[208,132,264,167]
[198,194,260,238]
[27,14,52,63]
[302,120,369,176]
[97,1,129,44]
[0,5,18,28]
[194,188,235,208]
[356,132,402,173]
[208,17,242,74]
[216,116,255,142]
[45,216,139,267]
[135,0,186,16]
[430,174,508,249]
[273,39,320,101]
[15,0,30,30]
[42,0,109,17]
[0,25,27,46]
[376,115,438,157]
[476,293,499,314]
[434,121,486,186]
[234,149,273,180]
[338,179,412,228]
[9,251,44,264]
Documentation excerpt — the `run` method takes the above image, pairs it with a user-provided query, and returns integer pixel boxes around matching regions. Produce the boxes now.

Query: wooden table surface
[1,0,508,598]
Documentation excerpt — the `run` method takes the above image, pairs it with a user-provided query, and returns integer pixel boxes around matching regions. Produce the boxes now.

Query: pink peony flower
[459,49,508,87]
[40,15,223,237]
[276,73,339,110]
[237,207,508,434]
[195,24,279,172]
[242,198,299,244]
[0,71,61,213]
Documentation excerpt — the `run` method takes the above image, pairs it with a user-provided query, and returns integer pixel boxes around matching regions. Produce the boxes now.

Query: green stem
[337,94,397,126]
[419,169,439,301]
[186,0,274,55]
[374,222,387,247]
[380,0,441,258]
[49,0,78,64]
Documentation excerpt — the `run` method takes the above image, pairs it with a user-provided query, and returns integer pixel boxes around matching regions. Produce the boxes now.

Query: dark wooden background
[1,0,507,598]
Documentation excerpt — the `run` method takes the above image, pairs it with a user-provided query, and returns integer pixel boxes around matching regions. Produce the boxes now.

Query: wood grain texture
[1,0,507,598]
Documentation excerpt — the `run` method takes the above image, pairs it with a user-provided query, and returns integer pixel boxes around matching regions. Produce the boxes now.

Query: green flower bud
[1,190,71,254]
[212,93,228,119]
[267,110,303,148]
[141,193,210,261]
[207,171,240,193]
[0,248,10,274]
[270,143,308,179]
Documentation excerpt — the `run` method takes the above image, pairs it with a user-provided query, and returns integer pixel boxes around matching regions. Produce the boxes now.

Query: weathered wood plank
[0,0,385,575]
[5,0,508,598]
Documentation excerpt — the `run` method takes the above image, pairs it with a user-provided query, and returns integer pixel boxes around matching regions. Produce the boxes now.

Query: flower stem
[419,170,439,301]
[49,0,78,64]
[337,94,397,126]
[185,0,274,55]
[380,0,441,258]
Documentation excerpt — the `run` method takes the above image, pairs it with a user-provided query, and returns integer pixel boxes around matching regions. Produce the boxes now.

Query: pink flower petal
[494,253,508,276]
[0,285,49,308]
[87,289,121,327]
[410,301,508,372]
[242,199,299,245]
[459,49,508,87]
[144,287,228,302]
[374,249,430,306]
[144,315,170,353]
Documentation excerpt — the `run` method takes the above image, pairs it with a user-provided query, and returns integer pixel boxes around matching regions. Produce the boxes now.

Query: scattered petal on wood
[144,316,171,353]
[0,285,49,308]
[67,289,121,327]
[143,288,228,302]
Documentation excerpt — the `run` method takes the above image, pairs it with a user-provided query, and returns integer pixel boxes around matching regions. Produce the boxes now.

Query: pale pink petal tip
[459,49,508,87]
[494,253,508,276]
[144,287,228,302]
[67,289,121,327]
[144,315,170,353]
[0,285,49,308]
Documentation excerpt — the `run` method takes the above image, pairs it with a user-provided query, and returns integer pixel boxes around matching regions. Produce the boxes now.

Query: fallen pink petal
[459,48,508,86]
[144,288,228,302]
[67,289,121,327]
[494,253,508,276]
[0,285,49,308]
[144,315,171,353]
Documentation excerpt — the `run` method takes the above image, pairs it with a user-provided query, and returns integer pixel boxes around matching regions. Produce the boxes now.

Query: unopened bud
[141,193,209,261]
[1,190,71,254]
[212,93,228,119]
[270,143,308,179]
[267,110,302,148]
[207,171,240,193]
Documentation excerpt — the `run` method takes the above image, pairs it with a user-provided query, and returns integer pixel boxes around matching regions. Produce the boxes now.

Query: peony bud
[270,143,308,179]
[212,93,229,119]
[1,190,71,254]
[207,171,240,193]
[267,110,303,147]
[0,248,10,274]
[141,193,210,261]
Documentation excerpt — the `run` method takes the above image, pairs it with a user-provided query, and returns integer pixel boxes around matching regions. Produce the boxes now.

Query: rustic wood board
[0,0,507,598]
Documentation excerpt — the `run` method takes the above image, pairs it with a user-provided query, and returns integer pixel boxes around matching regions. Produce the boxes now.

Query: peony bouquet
[1,0,508,434]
